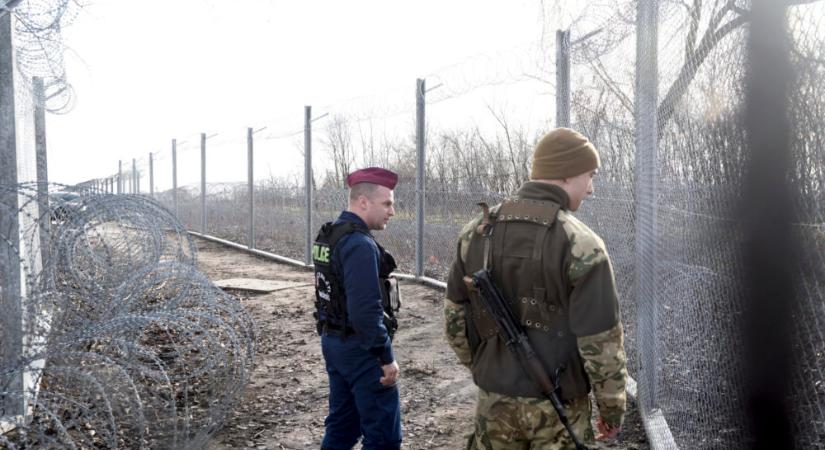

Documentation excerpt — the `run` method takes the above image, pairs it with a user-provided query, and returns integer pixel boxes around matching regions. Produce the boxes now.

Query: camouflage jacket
[444,181,627,427]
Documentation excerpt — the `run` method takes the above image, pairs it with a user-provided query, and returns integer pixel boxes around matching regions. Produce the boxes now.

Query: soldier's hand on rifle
[595,416,620,440]
[380,360,400,386]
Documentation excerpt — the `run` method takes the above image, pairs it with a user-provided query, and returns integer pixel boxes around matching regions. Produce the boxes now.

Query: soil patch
[197,237,649,450]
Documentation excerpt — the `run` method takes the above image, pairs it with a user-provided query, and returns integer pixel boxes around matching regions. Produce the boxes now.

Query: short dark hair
[349,182,380,202]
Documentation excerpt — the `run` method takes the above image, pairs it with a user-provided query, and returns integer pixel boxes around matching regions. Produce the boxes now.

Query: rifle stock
[466,269,590,450]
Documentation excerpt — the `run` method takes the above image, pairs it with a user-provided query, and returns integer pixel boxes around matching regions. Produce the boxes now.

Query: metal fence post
[33,76,47,188]
[201,132,206,234]
[556,29,571,128]
[634,0,659,412]
[0,10,23,418]
[415,78,426,278]
[33,76,50,264]
[247,127,254,249]
[117,160,122,194]
[172,139,178,218]
[132,158,137,194]
[304,106,313,265]
[149,152,154,198]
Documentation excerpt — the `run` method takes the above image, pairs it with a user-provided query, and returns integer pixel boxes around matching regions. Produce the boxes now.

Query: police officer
[444,128,628,449]
[313,167,402,450]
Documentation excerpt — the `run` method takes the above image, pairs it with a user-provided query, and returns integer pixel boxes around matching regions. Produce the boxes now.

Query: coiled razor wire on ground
[0,182,255,450]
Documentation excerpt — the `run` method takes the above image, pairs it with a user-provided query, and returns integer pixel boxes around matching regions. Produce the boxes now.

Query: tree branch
[587,53,635,116]
[686,0,702,59]
[658,10,748,128]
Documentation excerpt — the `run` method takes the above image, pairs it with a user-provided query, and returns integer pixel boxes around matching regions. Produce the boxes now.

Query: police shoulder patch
[558,210,609,281]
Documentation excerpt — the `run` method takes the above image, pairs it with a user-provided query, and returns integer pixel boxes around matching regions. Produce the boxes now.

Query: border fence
[4,1,825,448]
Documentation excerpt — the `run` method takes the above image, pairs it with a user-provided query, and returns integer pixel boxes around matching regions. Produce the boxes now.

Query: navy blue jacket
[332,211,394,365]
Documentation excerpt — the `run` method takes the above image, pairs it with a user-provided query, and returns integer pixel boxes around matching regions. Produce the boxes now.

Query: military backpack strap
[496,197,559,226]
[459,202,501,341]
[475,202,497,271]
[487,198,564,337]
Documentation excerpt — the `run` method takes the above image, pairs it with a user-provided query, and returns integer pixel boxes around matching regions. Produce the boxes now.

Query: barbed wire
[0,182,255,449]
[8,0,81,114]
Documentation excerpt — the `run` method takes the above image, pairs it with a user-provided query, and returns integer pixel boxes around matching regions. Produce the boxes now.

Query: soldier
[444,128,627,449]
[313,167,403,450]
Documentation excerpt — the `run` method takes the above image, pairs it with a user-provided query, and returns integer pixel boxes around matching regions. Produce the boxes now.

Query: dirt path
[197,237,649,450]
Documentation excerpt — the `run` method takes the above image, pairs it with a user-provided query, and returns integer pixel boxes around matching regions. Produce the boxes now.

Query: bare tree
[550,0,819,130]
[322,113,354,188]
[357,118,376,167]
[486,104,532,191]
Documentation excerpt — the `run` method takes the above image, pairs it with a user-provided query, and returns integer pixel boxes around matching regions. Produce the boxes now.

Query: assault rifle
[465,269,589,450]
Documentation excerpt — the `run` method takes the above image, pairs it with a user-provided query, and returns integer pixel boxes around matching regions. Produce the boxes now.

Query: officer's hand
[379,361,400,386]
[595,416,620,440]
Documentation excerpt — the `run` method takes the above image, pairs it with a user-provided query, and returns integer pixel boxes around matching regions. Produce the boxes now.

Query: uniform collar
[516,181,571,210]
[338,210,369,229]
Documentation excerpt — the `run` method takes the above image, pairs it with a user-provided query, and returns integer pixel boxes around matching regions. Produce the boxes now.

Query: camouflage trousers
[467,389,594,450]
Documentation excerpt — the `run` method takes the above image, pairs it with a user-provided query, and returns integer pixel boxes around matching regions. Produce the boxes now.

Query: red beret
[346,167,398,189]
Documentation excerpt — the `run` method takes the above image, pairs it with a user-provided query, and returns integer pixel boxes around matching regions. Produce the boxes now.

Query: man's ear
[357,195,369,210]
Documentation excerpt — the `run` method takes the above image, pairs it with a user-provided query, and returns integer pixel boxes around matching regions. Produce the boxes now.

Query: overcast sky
[40,0,564,185]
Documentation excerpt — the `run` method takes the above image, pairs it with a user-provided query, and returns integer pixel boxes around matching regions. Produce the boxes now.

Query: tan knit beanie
[530,128,600,180]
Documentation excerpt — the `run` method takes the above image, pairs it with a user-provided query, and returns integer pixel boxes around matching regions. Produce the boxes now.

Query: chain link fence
[81,3,825,448]
[4,0,825,448]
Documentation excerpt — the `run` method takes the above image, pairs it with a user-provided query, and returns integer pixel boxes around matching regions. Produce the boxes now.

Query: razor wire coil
[0,182,255,450]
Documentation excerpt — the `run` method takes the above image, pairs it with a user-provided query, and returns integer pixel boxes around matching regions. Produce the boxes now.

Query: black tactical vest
[312,221,401,339]
[462,197,590,401]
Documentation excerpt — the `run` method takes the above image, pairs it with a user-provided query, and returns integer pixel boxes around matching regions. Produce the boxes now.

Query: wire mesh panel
[421,41,554,279]
[786,3,825,447]
[252,120,306,261]
[254,182,305,261]
[378,185,416,276]
[71,1,825,447]
[176,140,203,233]
[204,134,249,247]
[134,156,149,196]
[563,1,755,447]
[562,1,825,448]
[307,82,418,272]
[151,147,175,214]
[311,186,348,248]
